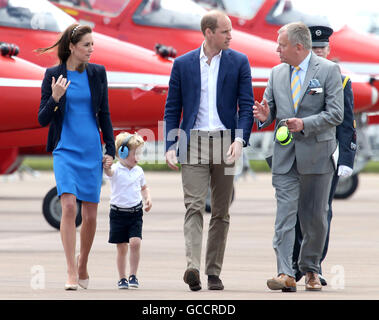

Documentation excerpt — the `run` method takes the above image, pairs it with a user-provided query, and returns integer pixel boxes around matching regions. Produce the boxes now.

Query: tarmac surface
[0,170,378,301]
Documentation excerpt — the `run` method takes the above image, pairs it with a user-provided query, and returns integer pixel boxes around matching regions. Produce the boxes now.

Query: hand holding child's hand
[103,155,113,169]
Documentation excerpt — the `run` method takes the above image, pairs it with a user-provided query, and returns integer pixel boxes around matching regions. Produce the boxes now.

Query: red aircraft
[195,1,379,73]
[0,0,174,228]
[0,51,44,173]
[0,1,174,139]
[195,0,379,109]
[48,0,377,112]
[5,0,295,128]
[0,1,284,145]
[50,0,287,102]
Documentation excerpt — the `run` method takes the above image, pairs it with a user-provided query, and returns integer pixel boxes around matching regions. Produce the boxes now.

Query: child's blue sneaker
[118,278,129,289]
[128,275,139,289]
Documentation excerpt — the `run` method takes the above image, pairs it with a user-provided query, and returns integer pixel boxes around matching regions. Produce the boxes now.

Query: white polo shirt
[107,162,146,208]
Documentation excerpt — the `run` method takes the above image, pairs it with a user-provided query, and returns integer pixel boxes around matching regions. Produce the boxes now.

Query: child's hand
[103,155,113,169]
[141,185,151,212]
[144,198,152,212]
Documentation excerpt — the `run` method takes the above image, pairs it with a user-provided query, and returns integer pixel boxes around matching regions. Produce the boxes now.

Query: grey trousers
[181,130,234,276]
[272,162,333,276]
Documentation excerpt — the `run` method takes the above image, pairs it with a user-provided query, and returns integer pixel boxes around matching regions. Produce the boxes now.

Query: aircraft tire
[205,186,235,213]
[42,186,82,230]
[334,174,359,199]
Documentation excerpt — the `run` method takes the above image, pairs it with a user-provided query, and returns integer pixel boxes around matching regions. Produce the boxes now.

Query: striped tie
[291,66,301,111]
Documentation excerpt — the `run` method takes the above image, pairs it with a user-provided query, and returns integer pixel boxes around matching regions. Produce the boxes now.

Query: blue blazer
[337,75,356,169]
[38,63,115,158]
[164,47,254,155]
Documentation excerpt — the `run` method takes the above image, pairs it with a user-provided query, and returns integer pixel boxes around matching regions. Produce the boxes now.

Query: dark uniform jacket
[337,75,356,169]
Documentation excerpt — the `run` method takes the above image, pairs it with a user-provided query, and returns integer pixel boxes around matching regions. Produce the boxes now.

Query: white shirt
[193,42,227,131]
[107,162,146,208]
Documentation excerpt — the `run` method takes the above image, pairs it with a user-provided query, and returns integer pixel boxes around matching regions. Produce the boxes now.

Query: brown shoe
[207,275,224,290]
[305,272,322,291]
[183,268,201,291]
[267,274,296,292]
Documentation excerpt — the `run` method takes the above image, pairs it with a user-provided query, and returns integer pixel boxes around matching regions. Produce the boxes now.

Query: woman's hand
[51,75,71,103]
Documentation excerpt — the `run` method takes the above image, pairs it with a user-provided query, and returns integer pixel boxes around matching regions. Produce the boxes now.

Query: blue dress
[53,70,103,203]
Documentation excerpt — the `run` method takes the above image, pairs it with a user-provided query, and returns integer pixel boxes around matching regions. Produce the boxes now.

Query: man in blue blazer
[164,10,254,291]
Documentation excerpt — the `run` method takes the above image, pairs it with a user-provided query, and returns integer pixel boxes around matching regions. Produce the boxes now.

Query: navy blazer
[164,47,254,155]
[337,75,356,169]
[38,63,115,158]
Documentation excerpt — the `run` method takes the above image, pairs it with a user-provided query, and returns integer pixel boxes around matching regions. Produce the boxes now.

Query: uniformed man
[292,25,357,286]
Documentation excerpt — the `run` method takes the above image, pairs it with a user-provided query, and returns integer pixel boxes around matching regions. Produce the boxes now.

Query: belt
[110,202,143,213]
[192,130,229,138]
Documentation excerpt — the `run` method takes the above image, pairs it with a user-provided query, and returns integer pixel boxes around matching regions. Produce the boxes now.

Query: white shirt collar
[200,41,222,60]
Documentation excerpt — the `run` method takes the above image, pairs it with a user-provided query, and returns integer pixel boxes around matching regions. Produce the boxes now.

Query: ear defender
[118,135,133,159]
[275,120,292,146]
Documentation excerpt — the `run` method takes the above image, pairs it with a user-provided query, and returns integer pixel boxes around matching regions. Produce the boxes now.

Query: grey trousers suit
[261,52,344,276]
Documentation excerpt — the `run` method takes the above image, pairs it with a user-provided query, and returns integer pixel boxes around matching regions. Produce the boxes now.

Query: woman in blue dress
[38,24,115,290]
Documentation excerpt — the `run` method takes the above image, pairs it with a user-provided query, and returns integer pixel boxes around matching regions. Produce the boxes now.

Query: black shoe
[319,274,327,286]
[183,268,201,291]
[207,275,224,290]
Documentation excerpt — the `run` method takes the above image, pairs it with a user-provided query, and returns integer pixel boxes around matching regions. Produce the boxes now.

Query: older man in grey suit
[253,22,343,292]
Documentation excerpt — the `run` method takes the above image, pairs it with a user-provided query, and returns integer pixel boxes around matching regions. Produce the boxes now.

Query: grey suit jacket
[261,52,344,175]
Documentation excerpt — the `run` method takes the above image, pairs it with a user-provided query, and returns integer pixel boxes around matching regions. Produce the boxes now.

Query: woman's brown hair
[36,23,92,72]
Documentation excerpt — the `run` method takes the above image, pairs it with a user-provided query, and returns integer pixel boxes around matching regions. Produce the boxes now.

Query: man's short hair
[200,10,223,35]
[279,22,312,50]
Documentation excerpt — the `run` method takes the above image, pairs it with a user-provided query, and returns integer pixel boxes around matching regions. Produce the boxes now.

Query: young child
[103,132,152,289]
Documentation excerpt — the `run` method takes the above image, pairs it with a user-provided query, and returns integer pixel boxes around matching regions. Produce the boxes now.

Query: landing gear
[42,186,82,230]
[334,174,359,199]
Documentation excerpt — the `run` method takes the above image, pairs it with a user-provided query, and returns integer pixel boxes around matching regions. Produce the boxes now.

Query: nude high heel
[77,255,89,289]
[78,278,89,289]
[64,283,78,291]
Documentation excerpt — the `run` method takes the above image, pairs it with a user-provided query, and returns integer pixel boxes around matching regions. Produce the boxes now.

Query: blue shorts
[108,204,143,244]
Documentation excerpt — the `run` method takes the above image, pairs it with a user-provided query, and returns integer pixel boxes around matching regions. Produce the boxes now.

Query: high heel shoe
[77,255,89,289]
[64,283,78,291]
[78,278,89,289]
